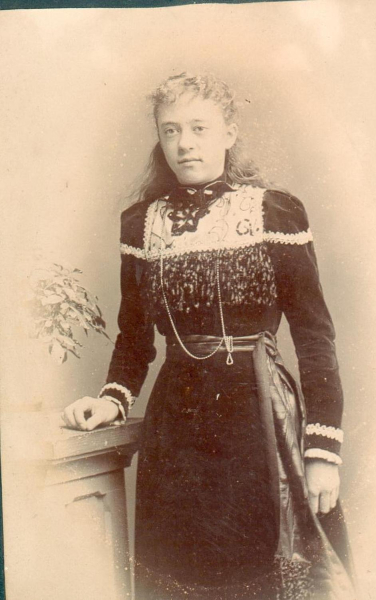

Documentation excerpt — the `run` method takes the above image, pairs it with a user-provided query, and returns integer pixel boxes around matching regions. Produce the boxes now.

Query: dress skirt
[134,334,355,600]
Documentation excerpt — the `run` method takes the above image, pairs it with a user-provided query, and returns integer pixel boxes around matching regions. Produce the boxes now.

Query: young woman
[63,73,355,599]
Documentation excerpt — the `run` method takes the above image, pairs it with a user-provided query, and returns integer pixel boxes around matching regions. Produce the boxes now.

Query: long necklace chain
[160,251,234,365]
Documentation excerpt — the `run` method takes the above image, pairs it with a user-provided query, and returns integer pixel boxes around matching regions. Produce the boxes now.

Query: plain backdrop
[1,1,376,597]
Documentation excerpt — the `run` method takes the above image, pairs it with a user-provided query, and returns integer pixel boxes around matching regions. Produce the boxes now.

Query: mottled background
[1,1,375,598]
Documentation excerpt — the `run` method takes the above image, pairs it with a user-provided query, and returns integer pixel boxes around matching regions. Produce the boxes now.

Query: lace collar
[166,178,236,236]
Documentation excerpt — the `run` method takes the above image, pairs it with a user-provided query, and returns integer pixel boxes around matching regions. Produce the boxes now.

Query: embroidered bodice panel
[145,186,265,257]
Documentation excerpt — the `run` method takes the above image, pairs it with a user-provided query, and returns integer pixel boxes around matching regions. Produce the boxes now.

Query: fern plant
[28,262,112,364]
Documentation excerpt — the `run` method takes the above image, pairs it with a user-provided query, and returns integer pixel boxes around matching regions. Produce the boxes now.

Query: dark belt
[166,331,281,543]
[166,331,278,356]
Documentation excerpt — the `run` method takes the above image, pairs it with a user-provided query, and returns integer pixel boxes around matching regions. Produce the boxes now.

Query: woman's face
[157,93,238,185]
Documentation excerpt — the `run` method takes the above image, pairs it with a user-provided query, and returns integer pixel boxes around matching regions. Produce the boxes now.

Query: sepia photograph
[1,1,376,599]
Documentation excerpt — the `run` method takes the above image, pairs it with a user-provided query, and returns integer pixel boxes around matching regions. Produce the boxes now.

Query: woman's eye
[193,126,206,133]
[164,128,177,136]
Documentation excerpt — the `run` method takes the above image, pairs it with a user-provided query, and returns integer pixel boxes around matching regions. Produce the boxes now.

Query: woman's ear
[225,123,239,149]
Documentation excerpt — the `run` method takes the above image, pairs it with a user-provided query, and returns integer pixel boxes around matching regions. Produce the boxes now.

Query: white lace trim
[264,229,313,245]
[306,423,344,443]
[304,449,343,465]
[98,383,136,409]
[120,233,312,260]
[100,395,127,421]
[120,243,146,260]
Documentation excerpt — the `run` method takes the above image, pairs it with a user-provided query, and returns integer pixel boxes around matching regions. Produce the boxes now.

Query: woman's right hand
[61,397,120,431]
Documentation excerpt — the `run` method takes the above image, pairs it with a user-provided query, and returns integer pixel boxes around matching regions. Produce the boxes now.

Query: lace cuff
[98,382,136,415]
[304,448,343,466]
[100,396,127,422]
[305,422,343,456]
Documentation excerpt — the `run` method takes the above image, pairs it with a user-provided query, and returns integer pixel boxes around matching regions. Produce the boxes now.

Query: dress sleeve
[263,190,344,464]
[98,202,157,418]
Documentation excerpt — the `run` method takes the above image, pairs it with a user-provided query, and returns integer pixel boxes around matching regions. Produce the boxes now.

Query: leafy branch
[28,262,113,364]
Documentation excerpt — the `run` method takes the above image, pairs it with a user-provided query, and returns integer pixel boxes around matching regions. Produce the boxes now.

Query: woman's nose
[178,129,196,152]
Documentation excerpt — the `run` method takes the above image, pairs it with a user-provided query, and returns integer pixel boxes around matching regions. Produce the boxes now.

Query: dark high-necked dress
[98,181,355,600]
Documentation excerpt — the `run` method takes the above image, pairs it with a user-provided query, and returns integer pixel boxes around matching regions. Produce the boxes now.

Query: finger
[85,410,105,431]
[72,405,89,430]
[62,406,77,429]
[319,491,331,514]
[330,488,339,510]
[308,492,319,514]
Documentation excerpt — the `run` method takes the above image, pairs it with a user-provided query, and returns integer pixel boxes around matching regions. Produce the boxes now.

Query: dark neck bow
[167,180,236,237]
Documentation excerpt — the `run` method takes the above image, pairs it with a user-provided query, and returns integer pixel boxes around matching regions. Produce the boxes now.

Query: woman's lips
[178,158,201,164]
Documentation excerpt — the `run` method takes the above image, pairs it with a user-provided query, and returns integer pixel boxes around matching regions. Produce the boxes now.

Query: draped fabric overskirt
[134,333,355,600]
